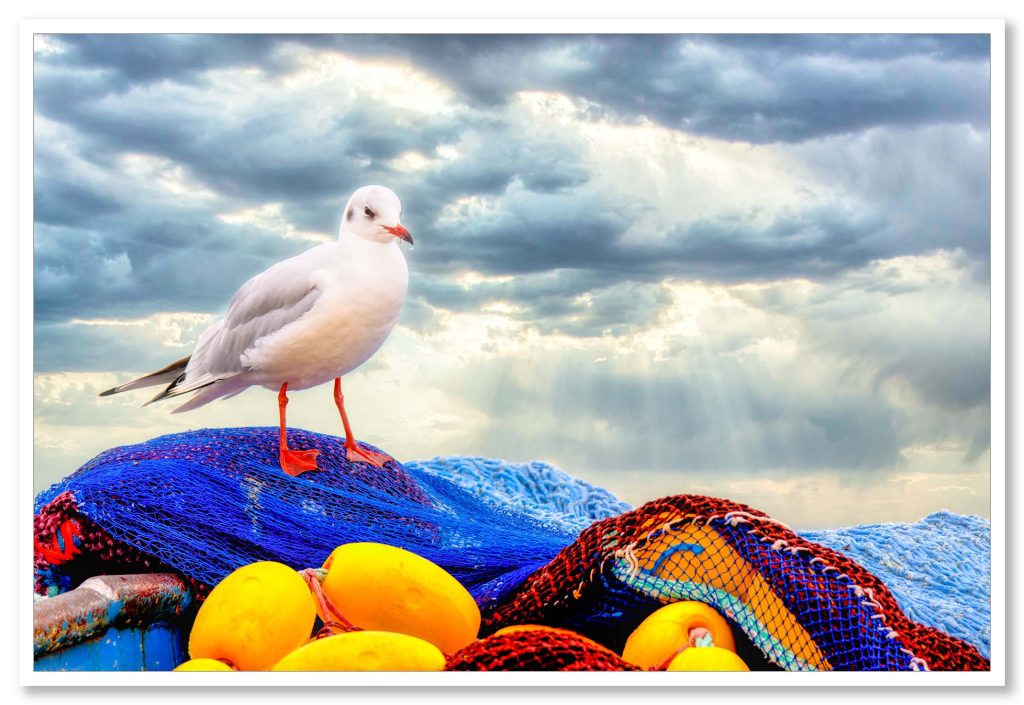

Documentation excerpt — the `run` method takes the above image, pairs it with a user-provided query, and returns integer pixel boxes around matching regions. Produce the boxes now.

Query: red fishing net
[482,495,989,672]
[446,629,640,671]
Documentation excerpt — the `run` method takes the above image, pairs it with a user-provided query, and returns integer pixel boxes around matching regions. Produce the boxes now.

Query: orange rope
[653,626,714,671]
[299,568,361,638]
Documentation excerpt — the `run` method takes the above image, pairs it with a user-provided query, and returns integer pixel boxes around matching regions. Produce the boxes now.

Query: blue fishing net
[33,427,602,608]
[34,426,991,664]
[405,456,631,534]
[396,457,992,660]
[802,512,991,659]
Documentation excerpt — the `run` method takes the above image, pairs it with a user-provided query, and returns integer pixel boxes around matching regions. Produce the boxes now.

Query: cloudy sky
[32,33,991,528]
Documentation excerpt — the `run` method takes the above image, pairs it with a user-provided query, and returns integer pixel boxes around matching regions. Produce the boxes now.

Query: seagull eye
[363,206,376,219]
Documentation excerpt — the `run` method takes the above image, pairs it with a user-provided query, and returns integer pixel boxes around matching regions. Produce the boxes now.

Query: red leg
[333,377,393,468]
[278,382,320,476]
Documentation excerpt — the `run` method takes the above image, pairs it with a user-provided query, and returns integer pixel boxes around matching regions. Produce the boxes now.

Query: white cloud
[276,45,457,116]
[69,311,217,349]
[659,470,989,531]
[217,202,331,242]
[119,152,221,201]
[508,90,839,237]
[33,35,66,56]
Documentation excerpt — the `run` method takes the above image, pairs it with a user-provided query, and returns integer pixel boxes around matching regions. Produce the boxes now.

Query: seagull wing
[218,257,325,370]
[154,249,329,404]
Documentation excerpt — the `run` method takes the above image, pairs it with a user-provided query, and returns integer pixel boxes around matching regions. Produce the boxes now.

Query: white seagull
[100,185,413,476]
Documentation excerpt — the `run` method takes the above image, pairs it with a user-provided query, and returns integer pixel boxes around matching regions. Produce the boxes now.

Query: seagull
[99,185,413,477]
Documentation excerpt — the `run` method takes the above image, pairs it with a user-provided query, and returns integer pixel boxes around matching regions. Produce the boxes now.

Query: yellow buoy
[319,542,481,654]
[173,658,235,672]
[667,646,749,672]
[622,601,736,669]
[189,561,317,671]
[271,631,446,671]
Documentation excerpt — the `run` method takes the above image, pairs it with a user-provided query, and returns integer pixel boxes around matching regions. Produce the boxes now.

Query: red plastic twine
[298,568,361,637]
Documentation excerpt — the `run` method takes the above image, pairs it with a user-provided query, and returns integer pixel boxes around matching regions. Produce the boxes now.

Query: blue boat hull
[34,574,193,672]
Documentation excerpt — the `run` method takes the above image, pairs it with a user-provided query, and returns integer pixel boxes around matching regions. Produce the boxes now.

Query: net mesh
[34,427,577,608]
[481,496,989,672]
[446,629,640,671]
[34,428,988,671]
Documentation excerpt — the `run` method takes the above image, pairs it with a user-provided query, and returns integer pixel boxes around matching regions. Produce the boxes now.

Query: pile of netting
[801,511,991,659]
[34,427,989,672]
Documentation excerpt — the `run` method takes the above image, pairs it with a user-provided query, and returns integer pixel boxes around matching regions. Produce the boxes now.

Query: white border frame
[18,18,1006,688]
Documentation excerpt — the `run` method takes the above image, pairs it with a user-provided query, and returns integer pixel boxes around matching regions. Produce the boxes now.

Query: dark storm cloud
[793,124,992,264]
[440,350,906,476]
[34,176,122,226]
[41,34,293,85]
[34,76,462,206]
[407,271,672,339]
[397,120,987,319]
[396,202,890,339]
[34,214,314,323]
[34,319,198,373]
[729,258,991,465]
[706,33,991,60]
[43,33,989,144]
[878,345,991,411]
[33,32,991,356]
[320,33,990,143]
[408,198,889,286]
[528,281,675,338]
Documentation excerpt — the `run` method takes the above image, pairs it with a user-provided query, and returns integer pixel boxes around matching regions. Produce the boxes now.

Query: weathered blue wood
[34,574,192,671]
[34,623,187,671]
[141,622,187,671]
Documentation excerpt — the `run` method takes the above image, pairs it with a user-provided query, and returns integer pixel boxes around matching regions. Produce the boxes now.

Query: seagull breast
[241,235,409,391]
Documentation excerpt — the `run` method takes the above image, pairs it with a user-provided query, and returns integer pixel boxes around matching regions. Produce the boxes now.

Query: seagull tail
[144,373,224,408]
[98,356,191,397]
[168,375,247,414]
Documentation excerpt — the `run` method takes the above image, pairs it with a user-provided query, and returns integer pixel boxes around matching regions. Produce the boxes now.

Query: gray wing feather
[185,255,325,379]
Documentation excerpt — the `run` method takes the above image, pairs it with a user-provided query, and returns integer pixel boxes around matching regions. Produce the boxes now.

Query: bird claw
[280,447,321,476]
[344,444,393,468]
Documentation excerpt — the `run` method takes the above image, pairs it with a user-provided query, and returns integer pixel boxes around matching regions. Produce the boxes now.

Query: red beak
[384,224,413,245]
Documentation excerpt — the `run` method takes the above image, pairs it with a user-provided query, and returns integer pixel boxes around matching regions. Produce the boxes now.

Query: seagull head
[341,185,413,245]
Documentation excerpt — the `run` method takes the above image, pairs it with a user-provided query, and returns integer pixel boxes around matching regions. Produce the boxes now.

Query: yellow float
[622,601,736,669]
[270,631,446,671]
[173,657,235,672]
[319,542,481,654]
[188,561,317,671]
[667,645,749,672]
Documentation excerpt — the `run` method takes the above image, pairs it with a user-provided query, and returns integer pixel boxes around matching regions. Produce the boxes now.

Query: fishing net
[446,629,639,671]
[801,512,991,658]
[34,427,582,607]
[480,495,989,672]
[34,427,989,671]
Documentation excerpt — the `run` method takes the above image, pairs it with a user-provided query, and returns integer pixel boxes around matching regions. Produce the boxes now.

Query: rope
[298,567,361,637]
[653,626,714,671]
